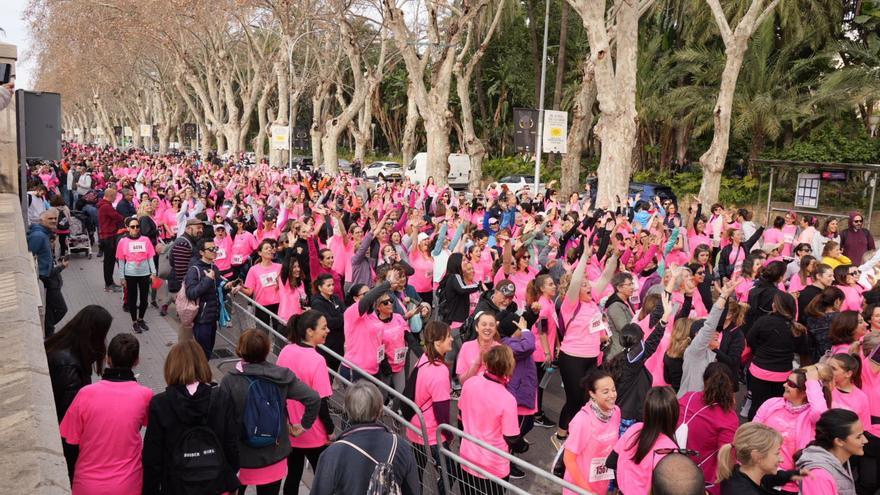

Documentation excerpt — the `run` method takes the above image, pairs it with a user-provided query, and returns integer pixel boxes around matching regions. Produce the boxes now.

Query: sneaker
[509,465,526,479]
[138,320,150,331]
[96,251,104,258]
[551,432,567,450]
[150,300,159,309]
[533,413,557,428]
[160,304,168,316]
[110,284,123,293]
[132,322,143,334]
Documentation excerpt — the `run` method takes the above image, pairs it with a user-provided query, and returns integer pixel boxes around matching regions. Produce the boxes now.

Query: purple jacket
[503,331,537,409]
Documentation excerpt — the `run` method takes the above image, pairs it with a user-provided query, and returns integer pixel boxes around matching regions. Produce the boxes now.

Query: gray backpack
[337,435,402,495]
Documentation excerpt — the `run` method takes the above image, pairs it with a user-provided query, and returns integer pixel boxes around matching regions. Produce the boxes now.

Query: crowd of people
[28,141,880,494]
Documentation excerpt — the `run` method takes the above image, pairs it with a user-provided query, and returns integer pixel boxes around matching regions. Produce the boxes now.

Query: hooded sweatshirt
[142,383,241,495]
[840,211,875,265]
[796,444,856,495]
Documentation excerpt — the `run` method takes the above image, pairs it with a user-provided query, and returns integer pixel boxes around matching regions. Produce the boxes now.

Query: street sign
[123,126,133,137]
[271,125,290,150]
[140,124,152,137]
[542,110,568,154]
[513,108,539,153]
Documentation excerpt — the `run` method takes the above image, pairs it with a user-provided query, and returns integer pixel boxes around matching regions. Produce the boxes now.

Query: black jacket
[440,274,482,323]
[185,259,221,325]
[747,313,809,373]
[142,383,240,495]
[473,290,518,320]
[310,292,345,355]
[720,465,799,495]
[46,348,89,422]
[310,423,420,495]
[715,323,746,383]
[743,279,783,336]
[717,227,765,280]
[615,306,665,421]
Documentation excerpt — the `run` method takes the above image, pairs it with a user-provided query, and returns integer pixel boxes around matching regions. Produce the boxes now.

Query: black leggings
[460,470,508,495]
[535,362,547,416]
[125,275,150,321]
[747,374,786,420]
[558,352,599,431]
[256,303,280,331]
[284,445,325,494]
[238,479,281,495]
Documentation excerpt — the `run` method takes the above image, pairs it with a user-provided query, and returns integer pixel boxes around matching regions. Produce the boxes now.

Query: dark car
[584,178,677,205]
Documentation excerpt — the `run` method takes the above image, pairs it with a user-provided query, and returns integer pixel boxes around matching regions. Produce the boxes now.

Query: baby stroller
[67,211,93,259]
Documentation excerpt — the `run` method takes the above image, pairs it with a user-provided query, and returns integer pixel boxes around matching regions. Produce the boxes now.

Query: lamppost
[533,0,550,191]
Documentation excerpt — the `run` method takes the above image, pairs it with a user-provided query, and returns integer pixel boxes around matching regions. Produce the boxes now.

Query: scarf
[589,399,613,423]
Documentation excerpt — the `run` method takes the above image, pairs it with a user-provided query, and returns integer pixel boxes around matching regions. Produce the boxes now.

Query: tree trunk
[457,71,487,190]
[424,115,451,185]
[401,81,420,166]
[553,2,570,110]
[256,97,270,164]
[199,123,211,159]
[321,128,342,174]
[216,133,226,155]
[749,130,765,161]
[698,48,746,203]
[659,124,675,170]
[675,122,691,166]
[560,60,597,197]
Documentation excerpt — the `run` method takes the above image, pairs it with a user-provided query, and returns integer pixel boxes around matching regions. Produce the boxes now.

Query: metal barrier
[436,424,594,495]
[219,287,442,494]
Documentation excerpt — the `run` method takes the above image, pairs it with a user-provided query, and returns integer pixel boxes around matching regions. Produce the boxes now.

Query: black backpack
[171,393,228,493]
[394,362,428,421]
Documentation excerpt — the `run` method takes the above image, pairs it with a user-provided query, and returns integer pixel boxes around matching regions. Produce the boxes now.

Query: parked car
[405,152,471,189]
[584,177,677,205]
[364,161,404,181]
[290,156,313,171]
[338,158,352,173]
[496,175,546,196]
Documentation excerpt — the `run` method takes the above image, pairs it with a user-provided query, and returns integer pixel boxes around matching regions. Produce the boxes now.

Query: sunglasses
[785,378,805,390]
[854,219,864,224]
[203,246,219,253]
[377,299,393,306]
[128,224,140,229]
[654,448,698,457]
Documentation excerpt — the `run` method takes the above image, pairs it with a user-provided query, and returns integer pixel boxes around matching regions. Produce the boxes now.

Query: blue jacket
[502,330,537,409]
[185,258,220,325]
[27,224,60,279]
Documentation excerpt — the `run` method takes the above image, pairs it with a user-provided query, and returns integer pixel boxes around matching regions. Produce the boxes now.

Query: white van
[406,152,471,189]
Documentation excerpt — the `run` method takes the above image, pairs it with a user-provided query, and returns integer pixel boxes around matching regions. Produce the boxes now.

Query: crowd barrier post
[435,423,595,495]
[222,289,440,493]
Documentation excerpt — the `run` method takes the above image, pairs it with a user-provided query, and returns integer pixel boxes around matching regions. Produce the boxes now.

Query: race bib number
[783,233,795,244]
[589,457,614,482]
[216,248,227,260]
[129,241,146,254]
[629,294,641,307]
[232,254,244,265]
[377,344,386,363]
[259,272,278,288]
[590,315,608,334]
[393,347,407,364]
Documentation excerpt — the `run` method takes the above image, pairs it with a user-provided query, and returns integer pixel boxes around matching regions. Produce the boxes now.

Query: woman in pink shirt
[495,246,539,309]
[676,363,740,492]
[788,255,815,296]
[212,222,235,278]
[115,217,158,333]
[277,255,307,325]
[456,312,501,384]
[609,386,680,495]
[407,321,454,494]
[796,408,865,494]
[458,346,523,494]
[857,333,880,437]
[781,212,798,258]
[276,310,336,495]
[408,232,435,303]
[525,275,559,427]
[562,368,621,495]
[830,353,872,432]
[230,217,259,279]
[242,240,282,329]
[754,366,830,492]
[834,264,865,312]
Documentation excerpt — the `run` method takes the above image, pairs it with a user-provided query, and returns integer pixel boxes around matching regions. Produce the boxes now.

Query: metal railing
[436,424,594,495]
[218,286,442,493]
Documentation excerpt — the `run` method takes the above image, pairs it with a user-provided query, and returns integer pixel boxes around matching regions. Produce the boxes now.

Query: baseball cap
[496,280,516,298]
[488,217,499,225]
[417,232,430,243]
[186,218,208,227]
[498,312,522,338]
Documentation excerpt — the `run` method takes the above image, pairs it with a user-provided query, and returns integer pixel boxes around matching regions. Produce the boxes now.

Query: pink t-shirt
[735,278,754,303]
[276,344,333,448]
[459,374,520,479]
[59,379,153,495]
[860,354,880,436]
[839,284,864,312]
[116,236,157,263]
[407,355,452,446]
[381,314,410,373]
[456,339,501,382]
[238,459,287,486]
[213,234,234,272]
[563,404,621,495]
[343,306,386,375]
[763,228,784,247]
[613,423,678,495]
[328,236,354,283]
[801,468,840,495]
[408,249,434,293]
[781,224,798,257]
[244,262,282,306]
[559,298,605,358]
[230,230,258,266]
[277,280,307,322]
[832,386,872,437]
[533,295,559,363]
[788,275,811,294]
[494,267,538,309]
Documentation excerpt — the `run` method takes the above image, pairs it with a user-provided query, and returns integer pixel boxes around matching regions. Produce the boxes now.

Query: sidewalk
[55,253,311,494]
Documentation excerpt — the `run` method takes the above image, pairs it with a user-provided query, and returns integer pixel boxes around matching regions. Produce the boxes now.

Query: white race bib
[783,233,795,244]
[259,272,278,288]
[629,294,641,307]
[590,315,608,334]
[129,241,146,254]
[232,254,244,265]
[377,344,386,363]
[216,248,227,260]
[393,347,407,364]
[589,457,614,482]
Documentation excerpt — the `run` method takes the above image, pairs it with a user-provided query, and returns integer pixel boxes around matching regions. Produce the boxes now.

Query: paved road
[57,251,568,494]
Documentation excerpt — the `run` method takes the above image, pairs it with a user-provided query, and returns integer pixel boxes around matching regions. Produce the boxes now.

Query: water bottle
[540,364,556,389]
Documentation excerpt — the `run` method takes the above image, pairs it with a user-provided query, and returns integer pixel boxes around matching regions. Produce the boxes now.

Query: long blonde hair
[716,422,783,482]
[666,317,694,359]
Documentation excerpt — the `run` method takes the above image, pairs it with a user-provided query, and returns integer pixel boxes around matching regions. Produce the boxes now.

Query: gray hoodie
[795,445,856,495]
[219,361,320,469]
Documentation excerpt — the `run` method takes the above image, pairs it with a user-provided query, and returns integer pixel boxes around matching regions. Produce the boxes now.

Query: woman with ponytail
[796,408,866,494]
[677,362,740,490]
[276,310,335,495]
[716,422,803,494]
[829,353,872,433]
[524,274,559,428]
